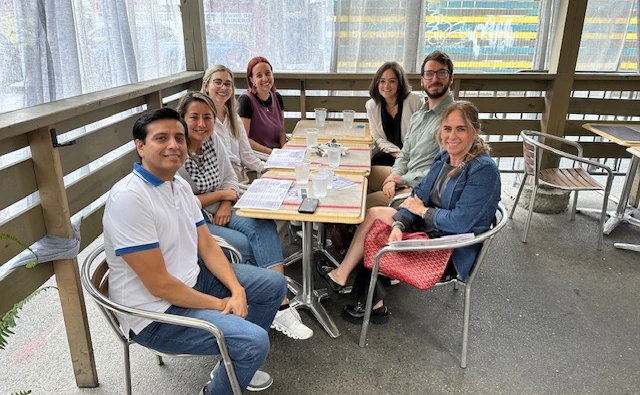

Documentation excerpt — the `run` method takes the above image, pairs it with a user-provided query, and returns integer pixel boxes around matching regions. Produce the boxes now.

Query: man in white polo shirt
[103,108,286,395]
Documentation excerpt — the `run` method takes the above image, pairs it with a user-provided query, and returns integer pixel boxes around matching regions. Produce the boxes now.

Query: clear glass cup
[327,146,341,167]
[310,170,331,198]
[305,128,319,148]
[342,110,355,129]
[315,108,327,127]
[294,159,311,184]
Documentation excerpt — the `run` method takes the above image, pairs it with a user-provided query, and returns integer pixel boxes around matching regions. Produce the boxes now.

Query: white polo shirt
[103,163,206,335]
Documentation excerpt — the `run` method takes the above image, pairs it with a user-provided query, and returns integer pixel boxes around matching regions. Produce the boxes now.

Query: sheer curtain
[0,0,185,114]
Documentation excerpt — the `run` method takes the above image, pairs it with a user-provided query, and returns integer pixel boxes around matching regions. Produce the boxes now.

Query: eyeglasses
[210,79,233,88]
[377,78,398,85]
[422,70,450,79]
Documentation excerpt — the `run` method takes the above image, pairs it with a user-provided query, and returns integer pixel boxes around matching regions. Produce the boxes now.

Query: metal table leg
[603,155,640,234]
[614,243,640,252]
[288,221,340,338]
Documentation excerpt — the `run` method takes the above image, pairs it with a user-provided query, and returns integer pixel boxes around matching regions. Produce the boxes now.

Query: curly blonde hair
[436,100,490,177]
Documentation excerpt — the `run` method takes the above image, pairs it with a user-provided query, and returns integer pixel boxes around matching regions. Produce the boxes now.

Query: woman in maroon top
[238,56,286,155]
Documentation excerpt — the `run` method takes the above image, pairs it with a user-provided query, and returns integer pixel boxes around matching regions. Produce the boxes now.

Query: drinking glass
[310,170,331,198]
[305,128,319,148]
[327,146,341,167]
[294,159,311,184]
[342,110,355,129]
[315,108,327,127]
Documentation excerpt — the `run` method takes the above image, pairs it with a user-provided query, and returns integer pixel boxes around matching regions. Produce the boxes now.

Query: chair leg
[597,191,609,251]
[123,343,133,395]
[460,284,472,369]
[157,355,164,366]
[522,185,537,243]
[453,280,460,291]
[570,191,579,221]
[509,174,528,219]
[359,261,381,348]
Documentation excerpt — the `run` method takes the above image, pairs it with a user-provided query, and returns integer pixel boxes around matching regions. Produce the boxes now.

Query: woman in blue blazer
[318,101,501,324]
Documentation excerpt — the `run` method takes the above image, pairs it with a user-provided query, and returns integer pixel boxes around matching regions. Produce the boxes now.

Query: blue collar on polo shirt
[133,162,175,187]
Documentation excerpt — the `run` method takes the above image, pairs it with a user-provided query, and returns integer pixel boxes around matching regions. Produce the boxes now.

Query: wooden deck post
[27,126,98,387]
[181,0,207,73]
[539,0,588,170]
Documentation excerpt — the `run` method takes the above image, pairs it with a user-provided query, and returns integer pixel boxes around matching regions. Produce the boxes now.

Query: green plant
[1,286,56,350]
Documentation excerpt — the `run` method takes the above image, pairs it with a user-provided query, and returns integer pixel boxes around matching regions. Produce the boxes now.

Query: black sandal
[315,261,348,294]
[341,302,389,325]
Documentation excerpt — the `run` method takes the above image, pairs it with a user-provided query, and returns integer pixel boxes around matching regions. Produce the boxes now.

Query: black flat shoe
[315,261,348,294]
[341,302,389,325]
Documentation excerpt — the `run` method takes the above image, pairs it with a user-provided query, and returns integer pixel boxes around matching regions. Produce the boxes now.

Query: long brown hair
[436,100,490,177]
[368,61,412,105]
[202,64,241,139]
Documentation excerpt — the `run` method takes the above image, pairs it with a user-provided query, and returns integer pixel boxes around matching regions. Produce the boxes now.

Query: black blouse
[380,99,404,149]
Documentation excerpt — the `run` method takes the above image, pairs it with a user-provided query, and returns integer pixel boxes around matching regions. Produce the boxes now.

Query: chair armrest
[389,192,411,207]
[211,234,243,263]
[536,142,613,176]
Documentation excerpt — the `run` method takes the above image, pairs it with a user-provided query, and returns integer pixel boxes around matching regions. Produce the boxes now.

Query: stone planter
[518,184,571,214]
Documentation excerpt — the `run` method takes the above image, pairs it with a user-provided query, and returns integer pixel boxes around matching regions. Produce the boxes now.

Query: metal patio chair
[509,130,613,250]
[80,235,243,395]
[358,203,508,369]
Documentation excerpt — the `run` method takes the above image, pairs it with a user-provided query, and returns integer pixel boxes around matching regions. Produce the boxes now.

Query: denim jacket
[392,150,501,280]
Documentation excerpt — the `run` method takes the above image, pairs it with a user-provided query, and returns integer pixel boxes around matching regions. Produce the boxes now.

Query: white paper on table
[333,175,356,190]
[388,233,475,248]
[284,188,305,202]
[234,179,293,210]
[264,149,306,169]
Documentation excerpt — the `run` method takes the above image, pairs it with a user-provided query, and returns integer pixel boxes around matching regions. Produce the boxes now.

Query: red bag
[363,219,453,291]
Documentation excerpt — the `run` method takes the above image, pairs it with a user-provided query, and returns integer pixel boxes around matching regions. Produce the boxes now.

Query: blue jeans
[206,222,254,264]
[131,264,286,395]
[208,210,284,269]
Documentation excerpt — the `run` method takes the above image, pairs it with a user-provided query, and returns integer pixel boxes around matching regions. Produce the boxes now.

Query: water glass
[305,128,319,148]
[327,146,341,167]
[343,110,355,129]
[294,159,311,184]
[310,170,331,198]
[315,108,327,127]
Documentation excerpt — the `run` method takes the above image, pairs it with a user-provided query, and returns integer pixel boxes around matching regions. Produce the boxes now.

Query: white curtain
[0,0,185,114]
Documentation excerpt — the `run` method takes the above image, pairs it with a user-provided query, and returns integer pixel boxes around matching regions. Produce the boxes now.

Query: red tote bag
[363,219,453,291]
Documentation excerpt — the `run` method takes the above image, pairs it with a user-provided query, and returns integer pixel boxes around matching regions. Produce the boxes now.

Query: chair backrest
[521,132,536,176]
[81,245,130,343]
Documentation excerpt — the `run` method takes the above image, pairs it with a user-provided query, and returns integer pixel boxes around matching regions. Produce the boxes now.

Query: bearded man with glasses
[367,50,456,208]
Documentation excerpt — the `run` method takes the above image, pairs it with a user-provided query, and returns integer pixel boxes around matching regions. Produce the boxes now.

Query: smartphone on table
[298,198,319,214]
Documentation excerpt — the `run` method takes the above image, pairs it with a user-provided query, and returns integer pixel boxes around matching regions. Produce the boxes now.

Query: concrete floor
[2,178,640,395]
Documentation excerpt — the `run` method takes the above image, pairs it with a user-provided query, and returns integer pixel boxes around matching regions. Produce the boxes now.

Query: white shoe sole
[270,322,313,340]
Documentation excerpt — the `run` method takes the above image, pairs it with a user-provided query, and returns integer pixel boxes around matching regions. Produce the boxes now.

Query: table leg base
[286,277,340,338]
[283,250,303,267]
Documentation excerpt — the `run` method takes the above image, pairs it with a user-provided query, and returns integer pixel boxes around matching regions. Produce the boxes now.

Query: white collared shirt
[103,163,206,335]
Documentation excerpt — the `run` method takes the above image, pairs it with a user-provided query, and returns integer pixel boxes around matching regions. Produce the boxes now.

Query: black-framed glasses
[211,79,233,88]
[422,70,450,79]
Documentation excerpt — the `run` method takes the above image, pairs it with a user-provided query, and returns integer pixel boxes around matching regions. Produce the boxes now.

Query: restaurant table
[290,119,374,145]
[583,123,640,234]
[275,140,371,176]
[236,171,368,338]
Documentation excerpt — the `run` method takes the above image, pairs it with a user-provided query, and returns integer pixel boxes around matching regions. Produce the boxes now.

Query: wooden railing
[0,70,639,385]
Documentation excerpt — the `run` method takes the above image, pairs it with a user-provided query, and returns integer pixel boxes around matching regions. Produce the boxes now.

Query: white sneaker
[270,307,313,340]
[209,361,273,392]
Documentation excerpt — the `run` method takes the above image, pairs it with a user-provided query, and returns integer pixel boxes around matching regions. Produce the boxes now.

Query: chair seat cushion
[539,168,602,190]
[363,219,452,290]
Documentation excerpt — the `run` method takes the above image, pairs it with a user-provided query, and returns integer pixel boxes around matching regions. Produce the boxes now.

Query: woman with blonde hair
[318,101,501,324]
[202,64,265,184]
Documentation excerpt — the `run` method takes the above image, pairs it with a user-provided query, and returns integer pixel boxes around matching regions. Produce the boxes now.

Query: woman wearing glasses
[202,64,265,185]
[366,62,423,167]
[238,56,285,156]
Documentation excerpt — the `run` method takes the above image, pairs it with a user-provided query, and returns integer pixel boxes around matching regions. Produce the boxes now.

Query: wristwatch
[392,221,405,231]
